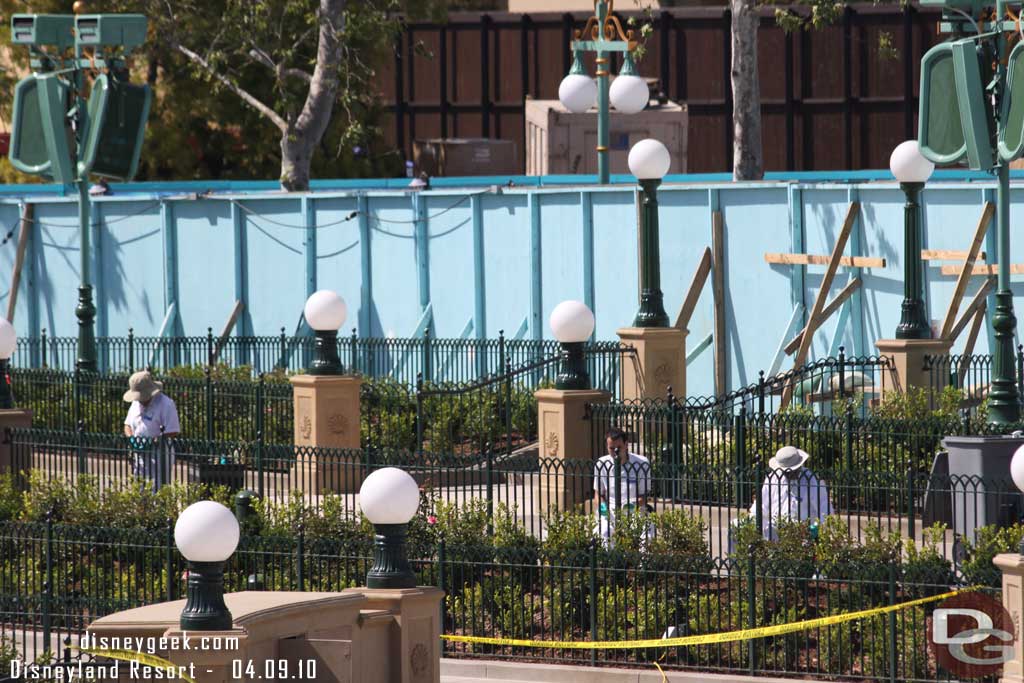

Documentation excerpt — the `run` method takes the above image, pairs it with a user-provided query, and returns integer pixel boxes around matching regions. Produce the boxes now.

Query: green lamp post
[8,5,151,374]
[557,0,651,184]
[175,501,240,631]
[0,319,16,409]
[889,140,935,340]
[628,139,671,328]
[550,300,595,390]
[303,290,347,375]
[360,467,420,589]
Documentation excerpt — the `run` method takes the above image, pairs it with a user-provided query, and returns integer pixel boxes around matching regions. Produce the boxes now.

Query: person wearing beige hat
[748,445,833,542]
[123,371,180,489]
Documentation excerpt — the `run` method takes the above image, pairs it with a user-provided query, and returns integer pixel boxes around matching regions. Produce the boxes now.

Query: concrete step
[441,658,807,683]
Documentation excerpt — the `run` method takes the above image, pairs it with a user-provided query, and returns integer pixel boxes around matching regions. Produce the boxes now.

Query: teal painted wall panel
[242,198,306,335]
[314,197,362,335]
[481,194,530,338]
[174,200,235,335]
[591,190,639,340]
[539,193,586,330]
[426,198,474,338]
[94,200,163,336]
[367,195,420,338]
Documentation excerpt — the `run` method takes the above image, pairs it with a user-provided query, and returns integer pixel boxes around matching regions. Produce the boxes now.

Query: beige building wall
[509,0,659,11]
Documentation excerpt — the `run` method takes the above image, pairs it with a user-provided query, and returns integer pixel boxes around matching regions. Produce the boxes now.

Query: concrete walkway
[441,658,814,683]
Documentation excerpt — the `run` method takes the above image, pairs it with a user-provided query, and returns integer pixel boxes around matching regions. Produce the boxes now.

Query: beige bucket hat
[768,445,810,472]
[123,370,163,403]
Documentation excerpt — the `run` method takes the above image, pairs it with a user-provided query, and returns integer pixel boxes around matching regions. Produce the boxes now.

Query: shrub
[902,524,953,596]
[960,522,1024,588]
[543,508,595,562]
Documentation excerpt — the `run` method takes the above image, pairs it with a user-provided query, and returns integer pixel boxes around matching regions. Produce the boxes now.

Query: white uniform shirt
[593,452,651,509]
[124,393,181,437]
[749,468,833,541]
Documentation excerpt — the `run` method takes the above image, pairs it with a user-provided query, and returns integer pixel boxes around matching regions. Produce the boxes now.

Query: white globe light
[175,501,240,563]
[609,74,649,115]
[1012,445,1024,494]
[549,300,595,343]
[628,139,671,180]
[889,140,934,183]
[303,290,347,331]
[360,467,420,525]
[558,74,597,114]
[0,319,15,360]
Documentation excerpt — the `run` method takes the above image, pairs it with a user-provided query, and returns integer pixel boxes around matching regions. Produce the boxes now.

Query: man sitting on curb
[593,426,653,547]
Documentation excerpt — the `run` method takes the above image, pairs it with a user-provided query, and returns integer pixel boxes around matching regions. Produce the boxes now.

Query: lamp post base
[367,524,417,589]
[989,290,1021,425]
[554,342,591,390]
[308,330,343,375]
[75,285,97,374]
[180,561,233,631]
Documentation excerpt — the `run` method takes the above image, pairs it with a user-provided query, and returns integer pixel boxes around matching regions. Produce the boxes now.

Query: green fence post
[127,327,134,373]
[438,539,447,656]
[207,327,214,368]
[43,510,53,657]
[422,329,432,384]
[735,407,747,505]
[747,547,756,675]
[278,327,287,370]
[504,360,513,457]
[76,420,86,476]
[41,328,48,369]
[845,411,854,471]
[906,467,916,545]
[255,373,265,442]
[888,561,898,683]
[205,366,214,443]
[589,541,598,667]
[296,523,305,591]
[486,444,494,536]
[158,426,168,488]
[166,517,175,601]
[415,373,424,458]
[256,430,265,500]
[72,369,81,429]
[498,329,506,375]
[350,328,359,375]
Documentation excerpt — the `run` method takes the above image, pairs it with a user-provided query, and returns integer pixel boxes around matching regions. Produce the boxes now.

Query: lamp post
[550,300,595,390]
[175,500,240,631]
[889,140,935,340]
[557,1,650,184]
[628,139,671,328]
[359,467,420,589]
[0,319,15,409]
[303,290,347,375]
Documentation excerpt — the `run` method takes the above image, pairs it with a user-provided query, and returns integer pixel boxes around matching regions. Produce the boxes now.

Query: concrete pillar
[289,375,362,493]
[535,388,610,511]
[994,553,1024,683]
[0,408,32,476]
[616,327,687,401]
[345,587,445,683]
[874,338,953,395]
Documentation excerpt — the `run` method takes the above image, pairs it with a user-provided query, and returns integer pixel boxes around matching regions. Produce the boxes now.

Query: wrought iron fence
[679,347,893,417]
[12,329,589,386]
[7,422,1018,569]
[0,515,999,682]
[923,349,1024,411]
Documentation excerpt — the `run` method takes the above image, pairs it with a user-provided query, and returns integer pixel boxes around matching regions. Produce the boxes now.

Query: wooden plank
[210,300,245,365]
[675,247,712,331]
[940,263,1024,276]
[5,204,33,323]
[921,249,987,261]
[781,202,859,410]
[940,202,994,338]
[945,279,993,343]
[783,278,862,355]
[958,305,987,386]
[686,332,714,365]
[712,211,726,395]
[763,253,885,268]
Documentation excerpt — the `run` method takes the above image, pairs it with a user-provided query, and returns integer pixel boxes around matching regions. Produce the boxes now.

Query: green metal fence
[0,517,996,682]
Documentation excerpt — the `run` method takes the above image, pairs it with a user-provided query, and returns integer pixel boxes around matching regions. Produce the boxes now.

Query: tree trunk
[730,0,764,180]
[277,0,346,192]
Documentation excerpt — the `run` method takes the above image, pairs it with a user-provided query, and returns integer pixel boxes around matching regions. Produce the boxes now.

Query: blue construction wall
[0,171,1018,397]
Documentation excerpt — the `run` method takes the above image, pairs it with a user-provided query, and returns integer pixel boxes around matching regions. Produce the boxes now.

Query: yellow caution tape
[442,586,972,650]
[79,648,198,683]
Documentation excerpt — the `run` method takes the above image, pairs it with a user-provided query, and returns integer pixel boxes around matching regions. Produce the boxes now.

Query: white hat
[768,446,809,472]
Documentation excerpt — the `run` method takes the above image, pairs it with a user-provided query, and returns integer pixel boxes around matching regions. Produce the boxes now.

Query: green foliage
[0,635,16,672]
[542,508,596,562]
[647,508,709,558]
[0,473,23,522]
[960,522,1024,587]
[902,523,954,594]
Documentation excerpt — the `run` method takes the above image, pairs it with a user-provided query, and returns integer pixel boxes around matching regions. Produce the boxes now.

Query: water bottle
[809,520,819,541]
[599,501,608,517]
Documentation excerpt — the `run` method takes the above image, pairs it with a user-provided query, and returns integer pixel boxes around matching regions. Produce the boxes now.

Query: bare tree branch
[247,47,312,84]
[175,42,288,132]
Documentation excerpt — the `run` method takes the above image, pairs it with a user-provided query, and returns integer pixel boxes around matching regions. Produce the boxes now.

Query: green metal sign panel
[10,14,74,48]
[8,73,73,182]
[1000,41,1024,162]
[74,14,147,50]
[952,39,995,170]
[80,75,151,181]
[919,42,967,165]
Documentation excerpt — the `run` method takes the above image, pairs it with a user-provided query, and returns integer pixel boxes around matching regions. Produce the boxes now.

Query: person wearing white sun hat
[123,370,180,490]
[749,445,833,542]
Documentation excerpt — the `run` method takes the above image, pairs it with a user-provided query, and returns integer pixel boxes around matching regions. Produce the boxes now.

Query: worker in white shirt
[750,445,833,541]
[593,427,653,546]
[123,371,181,490]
